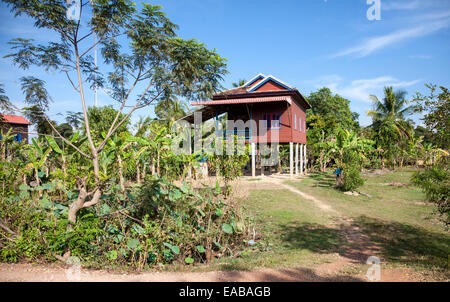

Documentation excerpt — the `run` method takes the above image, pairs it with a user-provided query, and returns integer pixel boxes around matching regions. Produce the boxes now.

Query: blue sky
[1,0,449,130]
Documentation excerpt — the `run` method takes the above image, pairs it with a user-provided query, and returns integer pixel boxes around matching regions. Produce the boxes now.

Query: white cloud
[331,11,450,58]
[311,75,420,103]
[308,75,422,126]
[382,0,422,11]
[382,0,450,11]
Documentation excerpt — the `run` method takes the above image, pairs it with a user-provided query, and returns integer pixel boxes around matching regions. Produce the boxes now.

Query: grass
[143,168,448,280]
[285,169,450,276]
[207,189,347,271]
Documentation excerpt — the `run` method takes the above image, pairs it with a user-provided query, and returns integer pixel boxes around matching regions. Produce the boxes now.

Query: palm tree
[133,116,153,137]
[0,83,13,113]
[65,111,83,130]
[367,87,416,168]
[155,97,189,123]
[367,87,415,138]
[329,128,374,167]
[232,79,247,88]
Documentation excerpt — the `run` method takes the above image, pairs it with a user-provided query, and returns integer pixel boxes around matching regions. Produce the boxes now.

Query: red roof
[1,115,31,125]
[192,96,291,106]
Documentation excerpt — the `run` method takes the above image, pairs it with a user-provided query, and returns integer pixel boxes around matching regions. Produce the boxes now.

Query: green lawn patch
[286,169,450,275]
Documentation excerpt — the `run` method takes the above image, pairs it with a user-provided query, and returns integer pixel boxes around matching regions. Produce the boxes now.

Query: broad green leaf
[197,208,205,217]
[39,197,52,209]
[127,238,139,250]
[171,245,180,255]
[70,131,80,143]
[106,250,118,261]
[126,136,148,145]
[185,257,194,264]
[100,203,112,215]
[196,245,205,253]
[19,184,29,191]
[32,138,42,155]
[46,136,62,154]
[222,223,233,234]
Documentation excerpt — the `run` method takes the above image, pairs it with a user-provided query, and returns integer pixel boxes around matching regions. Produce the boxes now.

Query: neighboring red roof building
[1,114,31,144]
[1,115,31,125]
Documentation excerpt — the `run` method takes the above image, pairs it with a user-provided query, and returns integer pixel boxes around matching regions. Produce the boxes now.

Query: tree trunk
[118,155,125,192]
[151,160,155,175]
[142,164,146,181]
[157,153,160,176]
[35,169,40,186]
[67,177,102,232]
[136,163,141,184]
[62,156,67,179]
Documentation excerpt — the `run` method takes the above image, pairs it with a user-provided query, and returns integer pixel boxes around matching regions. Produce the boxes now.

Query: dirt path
[0,176,425,282]
[267,175,338,214]
[242,176,424,281]
[0,262,422,282]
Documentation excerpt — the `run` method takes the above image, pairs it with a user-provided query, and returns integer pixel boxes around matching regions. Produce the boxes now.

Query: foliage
[86,105,130,143]
[232,79,247,88]
[0,83,13,113]
[307,87,359,132]
[0,175,249,267]
[154,97,189,123]
[305,88,360,172]
[412,160,450,225]
[367,86,416,168]
[413,84,450,149]
[339,150,365,192]
[2,0,228,231]
[210,137,249,196]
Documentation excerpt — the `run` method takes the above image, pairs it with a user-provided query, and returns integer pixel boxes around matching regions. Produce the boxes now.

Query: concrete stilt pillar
[300,143,304,175]
[303,144,307,174]
[187,133,192,179]
[295,143,299,175]
[260,144,264,177]
[251,142,256,177]
[289,142,294,177]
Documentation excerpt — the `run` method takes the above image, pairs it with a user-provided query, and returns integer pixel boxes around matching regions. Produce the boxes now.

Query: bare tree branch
[79,32,126,59]
[97,68,144,151]
[0,218,16,236]
[65,71,80,92]
[43,115,92,159]
[97,79,158,152]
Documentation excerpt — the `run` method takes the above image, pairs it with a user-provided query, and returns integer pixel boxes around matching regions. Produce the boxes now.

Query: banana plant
[422,143,449,166]
[127,124,171,179]
[46,131,87,186]
[24,138,52,186]
[0,128,16,161]
[329,128,375,167]
[102,132,132,192]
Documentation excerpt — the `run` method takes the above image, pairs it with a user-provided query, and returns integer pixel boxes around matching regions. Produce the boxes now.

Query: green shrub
[1,174,250,268]
[341,165,365,191]
[337,150,365,192]
[104,176,249,267]
[412,162,449,225]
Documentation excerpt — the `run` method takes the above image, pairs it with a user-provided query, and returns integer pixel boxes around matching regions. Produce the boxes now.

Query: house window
[262,113,271,129]
[304,120,306,133]
[294,114,297,130]
[14,133,22,142]
[272,113,281,129]
[299,117,302,132]
[263,113,281,129]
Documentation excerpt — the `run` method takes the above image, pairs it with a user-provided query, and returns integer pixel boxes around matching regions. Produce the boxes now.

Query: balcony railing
[216,129,252,141]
